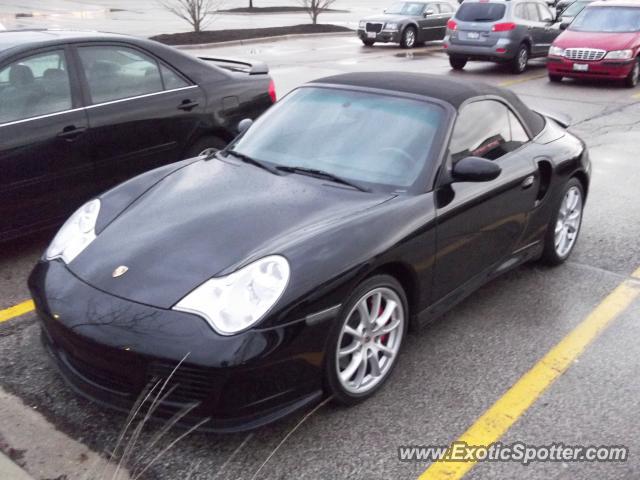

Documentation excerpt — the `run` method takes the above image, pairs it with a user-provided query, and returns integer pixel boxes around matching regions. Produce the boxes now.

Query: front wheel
[325,275,408,405]
[511,44,529,74]
[362,39,375,47]
[449,55,468,70]
[540,178,584,265]
[624,58,639,88]
[400,26,417,49]
[549,74,563,83]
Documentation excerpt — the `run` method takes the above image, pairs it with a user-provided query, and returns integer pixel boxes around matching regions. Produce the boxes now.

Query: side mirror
[452,157,502,183]
[425,9,435,16]
[238,118,253,133]
[559,21,569,30]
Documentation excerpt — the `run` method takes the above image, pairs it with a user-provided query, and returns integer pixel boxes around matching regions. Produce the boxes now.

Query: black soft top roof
[312,72,545,136]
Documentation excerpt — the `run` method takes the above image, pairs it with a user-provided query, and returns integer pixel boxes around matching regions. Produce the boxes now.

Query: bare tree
[298,0,336,25]
[158,0,219,32]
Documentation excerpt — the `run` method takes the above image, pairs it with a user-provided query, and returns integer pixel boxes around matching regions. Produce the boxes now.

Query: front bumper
[357,29,400,44]
[547,56,636,80]
[28,261,333,432]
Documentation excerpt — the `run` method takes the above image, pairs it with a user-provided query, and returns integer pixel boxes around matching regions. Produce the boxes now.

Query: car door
[436,2,456,39]
[432,99,538,303]
[536,2,560,51]
[74,43,206,192]
[0,46,92,241]
[524,2,547,55]
[418,3,441,41]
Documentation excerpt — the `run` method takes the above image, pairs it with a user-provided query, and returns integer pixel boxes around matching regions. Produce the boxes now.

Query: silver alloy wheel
[336,287,405,395]
[554,186,583,258]
[517,47,528,72]
[404,28,416,48]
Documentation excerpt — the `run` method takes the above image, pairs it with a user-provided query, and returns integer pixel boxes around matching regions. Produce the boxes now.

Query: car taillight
[492,22,517,32]
[268,79,276,103]
[447,19,458,30]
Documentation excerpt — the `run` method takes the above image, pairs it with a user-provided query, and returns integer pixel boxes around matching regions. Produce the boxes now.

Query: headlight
[549,46,565,57]
[173,255,290,336]
[605,49,633,60]
[385,22,399,30]
[45,199,100,264]
[358,20,365,29]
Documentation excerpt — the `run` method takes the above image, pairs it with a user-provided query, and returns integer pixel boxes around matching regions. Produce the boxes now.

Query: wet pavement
[1,35,640,480]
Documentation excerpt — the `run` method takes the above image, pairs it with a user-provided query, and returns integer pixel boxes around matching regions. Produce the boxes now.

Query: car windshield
[231,87,444,191]
[455,3,506,21]
[570,6,640,32]
[562,0,591,17]
[385,2,426,15]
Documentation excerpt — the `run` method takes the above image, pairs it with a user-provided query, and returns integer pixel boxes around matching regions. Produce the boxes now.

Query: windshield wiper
[276,166,370,192]
[223,149,280,175]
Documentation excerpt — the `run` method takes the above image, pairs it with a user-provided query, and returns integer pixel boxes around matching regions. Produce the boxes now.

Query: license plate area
[466,31,481,40]
[573,63,589,72]
[367,32,376,39]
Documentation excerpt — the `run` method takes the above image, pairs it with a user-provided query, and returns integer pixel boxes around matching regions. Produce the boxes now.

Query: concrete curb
[214,9,350,16]
[174,31,354,50]
[0,452,33,480]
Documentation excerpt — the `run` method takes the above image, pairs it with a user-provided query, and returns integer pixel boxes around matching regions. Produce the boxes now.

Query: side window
[449,100,527,163]
[537,4,554,22]
[514,4,526,19]
[160,64,189,90]
[525,3,541,21]
[439,3,454,14]
[78,46,164,104]
[0,50,72,124]
[423,3,436,14]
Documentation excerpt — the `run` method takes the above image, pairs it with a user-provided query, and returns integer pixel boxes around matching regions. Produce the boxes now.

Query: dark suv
[444,0,561,73]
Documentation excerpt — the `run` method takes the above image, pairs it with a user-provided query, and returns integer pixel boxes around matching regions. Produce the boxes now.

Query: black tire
[624,58,639,88]
[549,74,563,83]
[184,135,227,159]
[511,44,529,74]
[325,275,408,405]
[362,39,375,47]
[400,26,417,49]
[540,178,584,266]
[449,55,468,70]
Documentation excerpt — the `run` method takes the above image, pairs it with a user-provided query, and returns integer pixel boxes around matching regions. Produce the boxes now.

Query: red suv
[546,0,640,87]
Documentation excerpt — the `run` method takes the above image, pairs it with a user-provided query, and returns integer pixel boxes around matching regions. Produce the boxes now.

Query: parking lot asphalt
[1,36,640,480]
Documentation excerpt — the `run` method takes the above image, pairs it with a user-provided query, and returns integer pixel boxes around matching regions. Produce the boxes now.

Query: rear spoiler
[534,108,572,129]
[198,56,269,75]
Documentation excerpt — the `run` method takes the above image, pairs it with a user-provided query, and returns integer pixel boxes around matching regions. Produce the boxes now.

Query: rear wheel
[325,275,408,405]
[549,74,563,83]
[362,39,375,47]
[624,58,639,88]
[184,135,227,159]
[540,178,584,265]
[511,44,529,74]
[449,55,468,70]
[401,26,417,49]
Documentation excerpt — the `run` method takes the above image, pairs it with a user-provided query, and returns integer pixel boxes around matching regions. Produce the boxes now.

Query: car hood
[361,14,410,23]
[554,30,638,51]
[68,158,393,309]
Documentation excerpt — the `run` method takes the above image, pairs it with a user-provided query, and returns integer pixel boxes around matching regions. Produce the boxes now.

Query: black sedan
[0,30,274,242]
[29,73,590,431]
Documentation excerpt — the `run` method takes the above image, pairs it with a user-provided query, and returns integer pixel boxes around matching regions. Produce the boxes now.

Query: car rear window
[455,3,506,21]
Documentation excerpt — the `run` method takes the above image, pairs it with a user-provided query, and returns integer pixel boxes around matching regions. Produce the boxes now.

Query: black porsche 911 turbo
[29,72,590,432]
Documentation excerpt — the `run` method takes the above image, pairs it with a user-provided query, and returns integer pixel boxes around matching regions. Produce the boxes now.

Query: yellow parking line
[498,73,547,87]
[632,92,640,99]
[418,270,640,480]
[633,266,640,279]
[0,300,35,324]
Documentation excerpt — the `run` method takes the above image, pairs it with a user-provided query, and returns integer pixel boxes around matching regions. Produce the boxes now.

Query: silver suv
[444,0,561,73]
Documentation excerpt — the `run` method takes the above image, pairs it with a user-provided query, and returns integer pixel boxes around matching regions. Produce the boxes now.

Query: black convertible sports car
[0,30,274,241]
[29,73,590,431]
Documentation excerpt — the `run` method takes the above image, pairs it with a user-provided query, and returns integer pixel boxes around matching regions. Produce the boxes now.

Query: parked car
[558,0,594,23]
[555,0,576,14]
[357,1,456,48]
[30,72,590,430]
[547,1,640,86]
[444,0,562,73]
[0,30,275,242]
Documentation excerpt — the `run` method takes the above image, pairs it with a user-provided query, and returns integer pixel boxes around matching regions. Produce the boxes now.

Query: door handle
[178,100,199,111]
[57,125,87,141]
[521,175,535,189]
